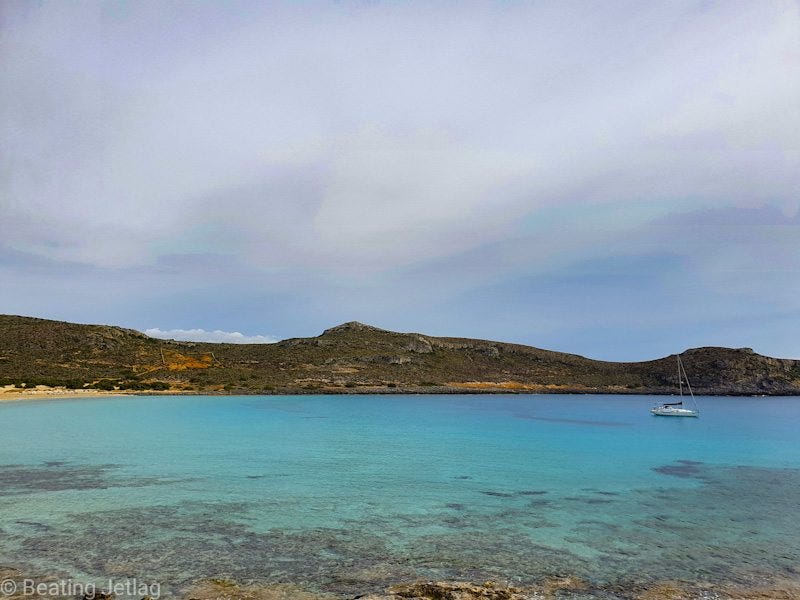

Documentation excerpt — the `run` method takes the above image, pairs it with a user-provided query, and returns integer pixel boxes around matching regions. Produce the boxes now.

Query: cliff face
[1,315,799,395]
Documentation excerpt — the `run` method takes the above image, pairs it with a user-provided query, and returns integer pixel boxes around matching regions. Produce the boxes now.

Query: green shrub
[92,379,118,391]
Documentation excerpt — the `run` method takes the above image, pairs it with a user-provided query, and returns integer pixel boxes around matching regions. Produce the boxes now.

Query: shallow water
[1,394,799,595]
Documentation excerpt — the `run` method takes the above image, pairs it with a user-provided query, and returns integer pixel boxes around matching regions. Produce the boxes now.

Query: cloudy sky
[1,1,798,360]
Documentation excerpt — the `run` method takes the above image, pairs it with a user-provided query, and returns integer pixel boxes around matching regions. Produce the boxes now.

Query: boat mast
[678,355,683,398]
[678,354,698,411]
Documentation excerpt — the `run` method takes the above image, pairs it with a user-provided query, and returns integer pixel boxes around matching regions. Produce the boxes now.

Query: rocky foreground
[2,571,800,600]
[1,315,799,396]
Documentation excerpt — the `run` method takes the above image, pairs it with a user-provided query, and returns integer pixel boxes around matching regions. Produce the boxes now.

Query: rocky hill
[1,315,798,395]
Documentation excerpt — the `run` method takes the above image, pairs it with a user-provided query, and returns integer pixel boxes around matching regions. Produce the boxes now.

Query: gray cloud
[1,1,798,358]
[3,2,797,264]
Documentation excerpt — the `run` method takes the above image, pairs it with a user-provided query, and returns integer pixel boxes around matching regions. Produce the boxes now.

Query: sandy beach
[0,385,190,402]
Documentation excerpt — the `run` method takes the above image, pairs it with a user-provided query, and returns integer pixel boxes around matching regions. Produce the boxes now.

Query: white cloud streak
[144,328,278,344]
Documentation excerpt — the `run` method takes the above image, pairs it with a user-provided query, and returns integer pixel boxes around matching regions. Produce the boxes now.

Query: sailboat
[651,354,699,417]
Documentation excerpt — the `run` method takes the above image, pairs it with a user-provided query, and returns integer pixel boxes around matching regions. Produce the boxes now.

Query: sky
[1,0,799,360]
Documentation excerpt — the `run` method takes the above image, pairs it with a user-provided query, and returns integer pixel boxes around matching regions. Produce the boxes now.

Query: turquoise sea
[1,394,799,596]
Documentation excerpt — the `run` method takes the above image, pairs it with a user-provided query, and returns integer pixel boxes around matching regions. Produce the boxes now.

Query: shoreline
[2,571,800,600]
[1,385,795,402]
[0,386,196,402]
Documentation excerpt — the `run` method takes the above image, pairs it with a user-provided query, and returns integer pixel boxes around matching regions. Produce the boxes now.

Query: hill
[1,315,799,395]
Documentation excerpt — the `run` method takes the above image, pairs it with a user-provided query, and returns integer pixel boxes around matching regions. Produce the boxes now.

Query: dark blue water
[1,394,798,594]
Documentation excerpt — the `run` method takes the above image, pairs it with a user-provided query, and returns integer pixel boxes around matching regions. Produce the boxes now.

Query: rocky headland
[1,315,799,397]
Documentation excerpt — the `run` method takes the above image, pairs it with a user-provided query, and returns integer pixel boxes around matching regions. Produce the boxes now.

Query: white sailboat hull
[650,406,699,417]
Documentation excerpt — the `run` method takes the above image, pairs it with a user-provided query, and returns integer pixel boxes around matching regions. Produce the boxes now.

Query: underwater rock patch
[0,463,121,494]
[651,462,704,479]
[0,462,188,495]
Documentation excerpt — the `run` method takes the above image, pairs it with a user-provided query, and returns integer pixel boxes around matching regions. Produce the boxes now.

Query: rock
[477,346,500,358]
[429,340,474,351]
[323,322,388,335]
[183,580,325,600]
[541,576,588,595]
[405,337,433,354]
[360,355,411,365]
[388,581,530,600]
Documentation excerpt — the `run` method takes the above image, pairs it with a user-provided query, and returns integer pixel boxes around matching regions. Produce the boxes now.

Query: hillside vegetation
[1,315,799,395]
